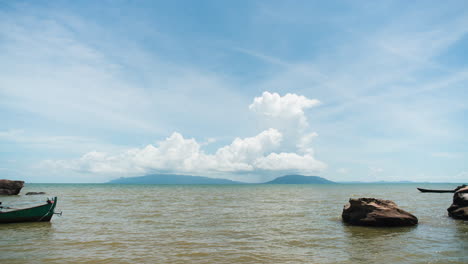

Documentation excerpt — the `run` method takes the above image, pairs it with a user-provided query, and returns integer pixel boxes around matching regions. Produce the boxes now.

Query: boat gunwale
[417,188,455,193]
[0,201,54,213]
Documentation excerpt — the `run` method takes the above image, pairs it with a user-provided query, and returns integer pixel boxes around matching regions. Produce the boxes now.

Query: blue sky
[1,0,467,183]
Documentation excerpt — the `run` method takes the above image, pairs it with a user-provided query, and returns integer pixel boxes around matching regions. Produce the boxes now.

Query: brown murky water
[1,183,467,263]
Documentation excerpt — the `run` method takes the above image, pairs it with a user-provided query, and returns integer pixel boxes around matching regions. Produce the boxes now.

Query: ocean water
[0,183,467,264]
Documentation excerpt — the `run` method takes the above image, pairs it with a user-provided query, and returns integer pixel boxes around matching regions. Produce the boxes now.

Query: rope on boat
[38,199,55,221]
[37,210,52,221]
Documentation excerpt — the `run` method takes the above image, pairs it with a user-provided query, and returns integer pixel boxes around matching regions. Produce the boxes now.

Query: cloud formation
[249,91,320,129]
[43,92,326,178]
[2,1,467,183]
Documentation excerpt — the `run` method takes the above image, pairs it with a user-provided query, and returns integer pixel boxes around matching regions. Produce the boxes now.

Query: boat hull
[417,188,454,193]
[0,197,57,223]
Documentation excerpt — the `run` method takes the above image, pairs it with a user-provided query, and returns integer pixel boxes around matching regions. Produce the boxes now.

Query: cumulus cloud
[44,129,289,174]
[249,91,320,129]
[297,132,318,155]
[255,153,326,171]
[249,91,322,155]
[212,128,283,171]
[249,91,321,118]
[43,92,326,178]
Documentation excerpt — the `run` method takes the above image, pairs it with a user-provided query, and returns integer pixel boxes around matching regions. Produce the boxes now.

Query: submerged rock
[0,179,24,195]
[25,192,46,195]
[447,186,468,220]
[342,198,418,227]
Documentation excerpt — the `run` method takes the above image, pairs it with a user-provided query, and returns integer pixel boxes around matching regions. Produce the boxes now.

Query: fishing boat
[0,197,58,223]
[417,188,454,193]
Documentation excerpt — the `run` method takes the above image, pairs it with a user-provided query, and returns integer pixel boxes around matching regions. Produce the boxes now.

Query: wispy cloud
[0,129,126,155]
[0,9,252,139]
[430,152,460,159]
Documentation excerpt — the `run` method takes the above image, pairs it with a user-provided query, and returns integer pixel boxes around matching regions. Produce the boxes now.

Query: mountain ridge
[265,174,335,184]
[108,174,335,184]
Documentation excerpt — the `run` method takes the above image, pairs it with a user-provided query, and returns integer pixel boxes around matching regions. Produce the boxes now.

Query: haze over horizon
[1,1,467,183]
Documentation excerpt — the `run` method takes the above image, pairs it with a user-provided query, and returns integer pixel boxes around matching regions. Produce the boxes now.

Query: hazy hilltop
[265,175,335,184]
[108,174,335,184]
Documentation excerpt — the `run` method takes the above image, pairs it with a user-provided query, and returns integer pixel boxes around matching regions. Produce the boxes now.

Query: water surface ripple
[1,183,467,263]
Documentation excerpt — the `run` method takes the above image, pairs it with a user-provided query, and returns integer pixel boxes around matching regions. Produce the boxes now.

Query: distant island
[107,174,336,184]
[265,175,335,184]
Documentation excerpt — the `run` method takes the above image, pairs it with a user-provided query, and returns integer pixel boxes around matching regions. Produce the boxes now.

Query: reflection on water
[0,183,467,263]
[343,224,415,238]
[451,219,468,256]
[0,222,54,263]
[343,224,417,263]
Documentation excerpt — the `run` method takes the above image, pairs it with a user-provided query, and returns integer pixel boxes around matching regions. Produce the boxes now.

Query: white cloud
[297,132,318,155]
[212,128,283,171]
[44,128,323,175]
[255,153,326,172]
[42,92,326,179]
[249,92,322,157]
[249,91,320,129]
[2,2,467,183]
[40,130,244,174]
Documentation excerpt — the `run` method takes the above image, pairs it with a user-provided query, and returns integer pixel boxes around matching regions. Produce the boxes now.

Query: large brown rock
[447,186,468,220]
[342,198,418,227]
[0,179,24,195]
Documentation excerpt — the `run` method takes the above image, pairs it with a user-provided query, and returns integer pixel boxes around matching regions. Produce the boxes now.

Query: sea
[0,183,467,264]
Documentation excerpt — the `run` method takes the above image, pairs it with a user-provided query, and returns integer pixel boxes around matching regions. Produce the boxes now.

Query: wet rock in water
[0,179,24,195]
[25,192,46,195]
[342,198,418,227]
[447,186,468,220]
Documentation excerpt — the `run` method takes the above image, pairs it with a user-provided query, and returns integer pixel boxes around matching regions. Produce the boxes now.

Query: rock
[0,179,24,195]
[25,192,46,195]
[447,186,468,220]
[342,198,418,227]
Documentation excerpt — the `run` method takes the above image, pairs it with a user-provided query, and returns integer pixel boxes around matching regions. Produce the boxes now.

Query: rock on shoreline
[342,198,418,227]
[447,185,468,220]
[25,192,46,195]
[0,179,24,195]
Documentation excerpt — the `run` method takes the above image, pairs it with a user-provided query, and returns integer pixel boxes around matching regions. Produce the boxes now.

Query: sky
[1,0,467,183]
